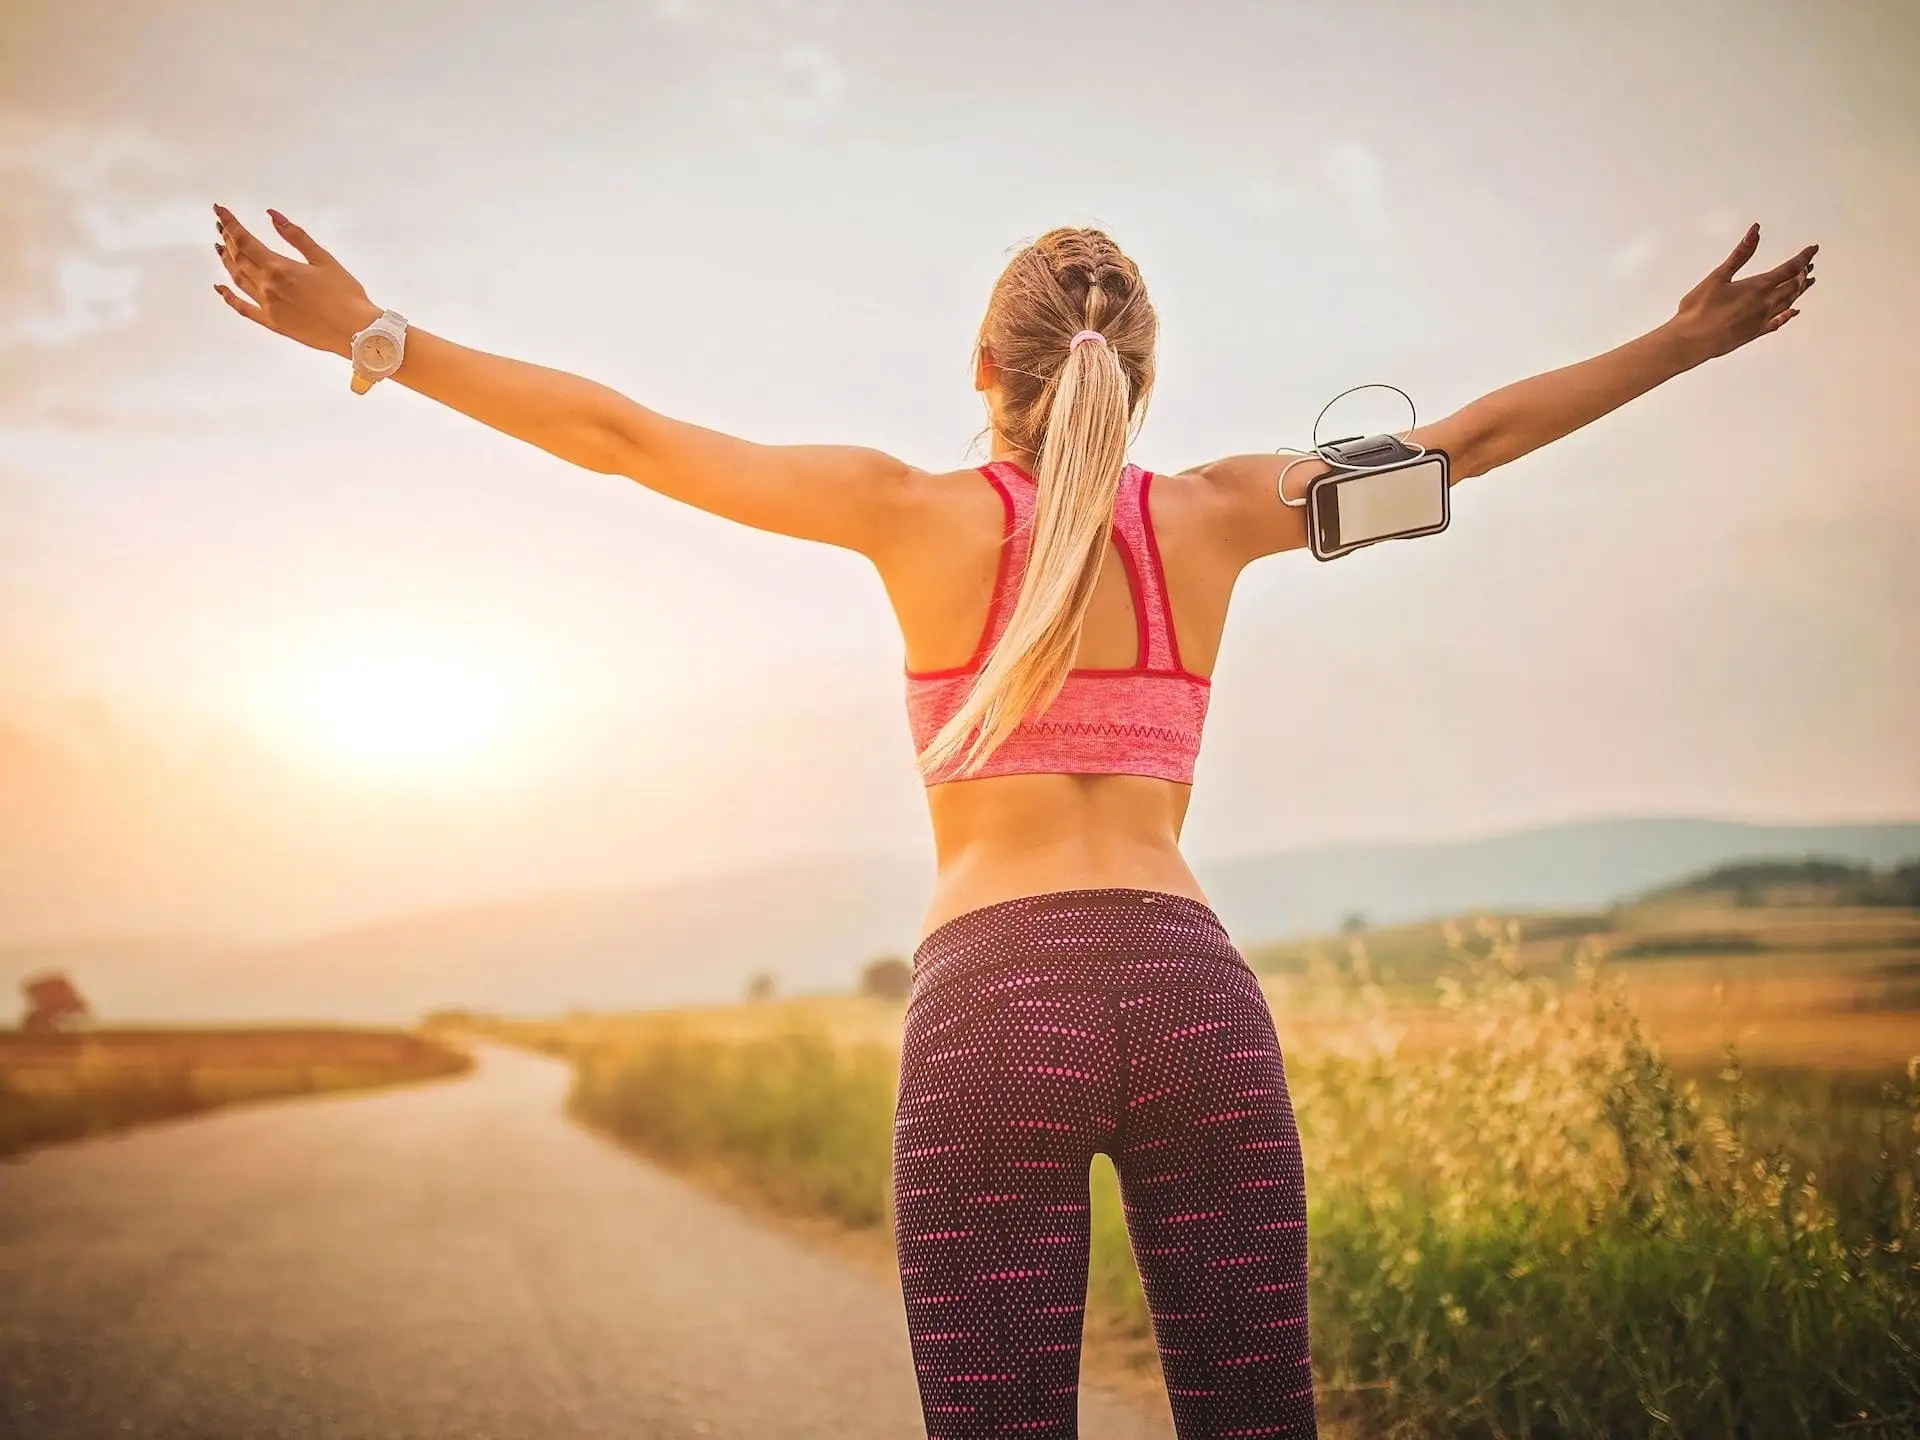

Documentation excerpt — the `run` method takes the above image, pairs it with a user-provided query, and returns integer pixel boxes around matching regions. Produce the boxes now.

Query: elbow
[1453,415,1512,482]
[579,408,649,480]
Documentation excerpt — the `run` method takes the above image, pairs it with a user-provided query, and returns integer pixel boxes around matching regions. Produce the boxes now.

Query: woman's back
[878,455,1245,935]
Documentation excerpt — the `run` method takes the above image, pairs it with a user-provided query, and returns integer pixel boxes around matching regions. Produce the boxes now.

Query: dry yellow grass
[0,1027,473,1156]
[1248,902,1920,1077]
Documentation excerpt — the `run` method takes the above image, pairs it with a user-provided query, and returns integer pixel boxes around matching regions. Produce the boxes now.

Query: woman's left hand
[1668,223,1817,365]
[212,204,380,358]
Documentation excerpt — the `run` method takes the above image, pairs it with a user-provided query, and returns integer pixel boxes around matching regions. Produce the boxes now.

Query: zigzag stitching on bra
[1013,720,1198,744]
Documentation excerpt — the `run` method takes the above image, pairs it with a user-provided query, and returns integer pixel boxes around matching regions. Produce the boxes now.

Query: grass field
[0,1026,474,1159]
[471,896,1920,1438]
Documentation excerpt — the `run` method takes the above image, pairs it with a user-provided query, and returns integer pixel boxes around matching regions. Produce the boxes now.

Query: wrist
[346,307,408,394]
[340,301,383,359]
[1652,318,1714,375]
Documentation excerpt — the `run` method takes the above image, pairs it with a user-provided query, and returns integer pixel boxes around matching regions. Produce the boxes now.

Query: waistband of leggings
[910,887,1235,990]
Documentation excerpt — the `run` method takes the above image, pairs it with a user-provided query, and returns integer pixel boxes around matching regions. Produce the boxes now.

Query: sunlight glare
[255,634,528,780]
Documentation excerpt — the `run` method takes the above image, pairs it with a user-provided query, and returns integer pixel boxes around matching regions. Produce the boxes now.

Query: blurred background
[3,3,1917,1437]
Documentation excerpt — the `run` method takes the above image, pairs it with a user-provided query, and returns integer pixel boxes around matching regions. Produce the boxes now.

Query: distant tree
[1339,911,1369,936]
[859,955,913,1001]
[1651,856,1872,906]
[745,972,778,1003]
[1864,860,1920,908]
[421,1008,489,1032]
[21,972,90,1033]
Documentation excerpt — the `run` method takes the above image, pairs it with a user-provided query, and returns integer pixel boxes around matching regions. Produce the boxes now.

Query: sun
[253,632,527,780]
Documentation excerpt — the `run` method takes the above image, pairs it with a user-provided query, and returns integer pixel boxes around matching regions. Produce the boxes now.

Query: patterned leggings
[892,889,1315,1439]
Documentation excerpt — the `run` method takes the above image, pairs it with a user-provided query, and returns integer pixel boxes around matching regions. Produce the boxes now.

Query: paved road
[0,1044,1173,1440]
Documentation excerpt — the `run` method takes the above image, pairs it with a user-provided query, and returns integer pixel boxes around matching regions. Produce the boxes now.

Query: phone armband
[1305,438,1451,562]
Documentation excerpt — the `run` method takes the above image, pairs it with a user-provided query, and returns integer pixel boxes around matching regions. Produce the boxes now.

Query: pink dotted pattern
[893,889,1315,1439]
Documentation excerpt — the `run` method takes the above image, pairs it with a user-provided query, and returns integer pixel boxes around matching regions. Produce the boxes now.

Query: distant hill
[1639,856,1920,909]
[1200,818,1920,942]
[7,817,1917,1025]
[0,858,929,1026]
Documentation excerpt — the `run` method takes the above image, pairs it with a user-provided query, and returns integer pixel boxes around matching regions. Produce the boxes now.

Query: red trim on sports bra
[1108,517,1153,671]
[1026,668,1210,685]
[903,464,1018,682]
[1137,468,1186,674]
[969,465,1018,669]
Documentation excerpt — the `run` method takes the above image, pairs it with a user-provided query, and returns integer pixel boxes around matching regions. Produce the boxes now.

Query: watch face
[358,333,399,371]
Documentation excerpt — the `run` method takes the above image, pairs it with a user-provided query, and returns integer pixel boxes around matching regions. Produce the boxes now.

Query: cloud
[0,112,201,350]
[1608,229,1662,279]
[1320,141,1389,239]
[650,0,851,139]
[1245,141,1390,241]
[1243,179,1316,215]
[0,113,248,430]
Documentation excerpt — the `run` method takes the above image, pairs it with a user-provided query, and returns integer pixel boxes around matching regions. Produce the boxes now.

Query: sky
[2,0,1917,942]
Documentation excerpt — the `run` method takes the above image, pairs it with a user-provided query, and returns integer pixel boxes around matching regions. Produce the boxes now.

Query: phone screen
[1328,456,1448,547]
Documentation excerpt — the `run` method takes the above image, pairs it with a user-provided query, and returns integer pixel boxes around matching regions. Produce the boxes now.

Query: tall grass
[555,927,1920,1437]
[1293,923,1920,1437]
[573,1021,897,1228]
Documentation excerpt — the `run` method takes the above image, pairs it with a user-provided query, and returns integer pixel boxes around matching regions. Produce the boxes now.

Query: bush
[859,955,912,1001]
[572,1022,898,1229]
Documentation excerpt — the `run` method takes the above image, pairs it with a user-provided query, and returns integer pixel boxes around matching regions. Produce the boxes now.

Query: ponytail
[917,326,1135,779]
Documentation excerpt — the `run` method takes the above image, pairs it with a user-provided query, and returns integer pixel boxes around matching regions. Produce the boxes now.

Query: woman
[213,209,1815,1439]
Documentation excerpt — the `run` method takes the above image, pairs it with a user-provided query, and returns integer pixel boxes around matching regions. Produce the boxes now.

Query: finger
[1764,307,1800,335]
[1712,223,1760,281]
[214,242,267,303]
[1758,243,1819,286]
[268,209,336,267]
[1764,267,1810,306]
[213,203,284,270]
[214,282,269,328]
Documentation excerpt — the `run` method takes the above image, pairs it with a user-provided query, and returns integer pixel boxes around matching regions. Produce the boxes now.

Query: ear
[973,345,995,394]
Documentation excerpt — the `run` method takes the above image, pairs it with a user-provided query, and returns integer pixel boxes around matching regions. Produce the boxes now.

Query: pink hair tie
[1069,329,1107,350]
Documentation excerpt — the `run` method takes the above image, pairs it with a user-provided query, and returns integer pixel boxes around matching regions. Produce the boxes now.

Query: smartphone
[1307,448,1450,561]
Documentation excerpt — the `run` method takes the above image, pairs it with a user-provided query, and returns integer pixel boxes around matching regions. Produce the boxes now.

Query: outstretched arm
[212,205,914,555]
[1204,223,1818,563]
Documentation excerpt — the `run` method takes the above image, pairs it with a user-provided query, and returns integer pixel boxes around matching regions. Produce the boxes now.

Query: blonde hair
[918,228,1159,779]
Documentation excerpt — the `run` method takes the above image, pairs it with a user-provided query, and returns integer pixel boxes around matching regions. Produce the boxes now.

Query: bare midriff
[920,771,1210,940]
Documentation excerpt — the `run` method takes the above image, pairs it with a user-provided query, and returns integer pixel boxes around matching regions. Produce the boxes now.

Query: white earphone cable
[1275,382,1426,508]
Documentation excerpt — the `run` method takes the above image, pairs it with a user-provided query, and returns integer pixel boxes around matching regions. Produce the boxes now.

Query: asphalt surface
[0,1043,1173,1440]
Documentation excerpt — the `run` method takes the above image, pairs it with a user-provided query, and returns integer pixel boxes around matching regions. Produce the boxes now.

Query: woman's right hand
[1669,223,1817,365]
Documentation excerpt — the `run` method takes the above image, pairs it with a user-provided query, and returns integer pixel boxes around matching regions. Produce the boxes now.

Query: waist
[909,887,1248,1007]
[921,774,1201,937]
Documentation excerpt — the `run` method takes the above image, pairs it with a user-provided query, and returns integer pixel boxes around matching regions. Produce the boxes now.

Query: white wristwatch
[349,309,409,394]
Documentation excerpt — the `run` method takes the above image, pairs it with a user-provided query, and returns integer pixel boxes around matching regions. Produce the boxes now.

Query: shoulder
[872,461,1010,559]
[896,461,1007,516]
[1142,455,1314,566]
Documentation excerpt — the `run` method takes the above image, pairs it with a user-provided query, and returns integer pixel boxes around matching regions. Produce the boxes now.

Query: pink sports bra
[906,459,1212,787]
